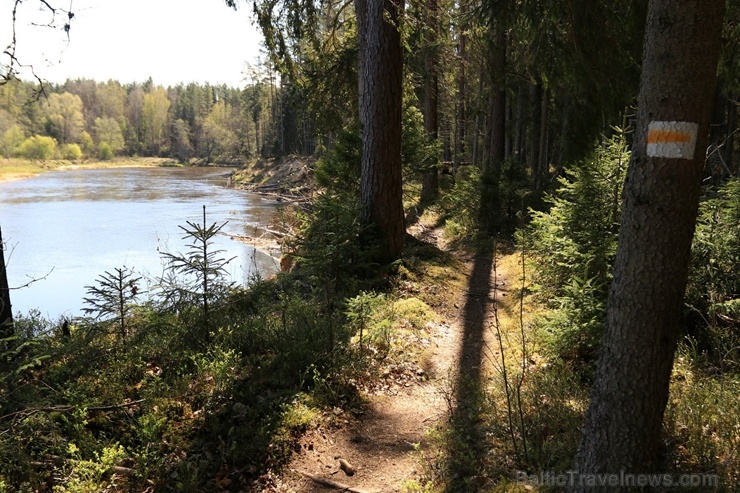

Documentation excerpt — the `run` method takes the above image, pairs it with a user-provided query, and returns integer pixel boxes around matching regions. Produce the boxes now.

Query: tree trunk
[528,81,542,190]
[480,26,507,233]
[0,226,12,337]
[571,1,725,490]
[537,86,549,190]
[454,0,468,175]
[421,0,439,203]
[356,0,405,263]
[556,95,571,174]
[728,93,737,175]
[513,84,524,164]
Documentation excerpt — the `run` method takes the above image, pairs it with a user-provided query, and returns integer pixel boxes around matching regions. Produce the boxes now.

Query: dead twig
[294,469,378,493]
[31,457,136,476]
[0,398,146,422]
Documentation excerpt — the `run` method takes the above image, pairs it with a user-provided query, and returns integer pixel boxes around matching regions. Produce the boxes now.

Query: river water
[0,166,281,320]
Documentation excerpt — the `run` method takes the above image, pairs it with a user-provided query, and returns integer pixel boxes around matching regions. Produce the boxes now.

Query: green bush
[17,135,57,160]
[314,124,361,193]
[60,143,83,161]
[664,352,740,490]
[79,131,94,156]
[97,141,114,160]
[685,179,740,369]
[442,166,483,243]
[522,132,629,366]
[2,124,24,158]
[401,99,439,179]
[687,179,740,317]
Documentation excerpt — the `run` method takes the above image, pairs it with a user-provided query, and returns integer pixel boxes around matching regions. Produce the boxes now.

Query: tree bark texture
[356,0,405,263]
[454,0,468,174]
[528,81,542,190]
[421,0,440,202]
[480,26,506,232]
[571,1,725,491]
[0,226,12,336]
[538,86,549,190]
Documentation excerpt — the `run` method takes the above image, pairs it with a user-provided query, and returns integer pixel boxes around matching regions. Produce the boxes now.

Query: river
[0,166,281,320]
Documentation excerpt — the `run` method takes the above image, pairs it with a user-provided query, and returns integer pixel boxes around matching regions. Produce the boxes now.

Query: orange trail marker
[646,121,698,159]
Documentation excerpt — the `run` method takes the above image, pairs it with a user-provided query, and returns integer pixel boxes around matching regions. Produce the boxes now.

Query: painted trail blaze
[646,121,698,159]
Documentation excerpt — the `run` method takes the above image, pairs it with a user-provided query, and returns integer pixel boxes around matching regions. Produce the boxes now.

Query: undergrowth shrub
[686,179,740,369]
[157,206,236,344]
[314,124,361,193]
[522,132,628,369]
[442,166,483,243]
[401,98,440,183]
[664,349,740,491]
[519,361,587,471]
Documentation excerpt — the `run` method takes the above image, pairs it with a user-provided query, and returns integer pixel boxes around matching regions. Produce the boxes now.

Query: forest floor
[270,217,518,493]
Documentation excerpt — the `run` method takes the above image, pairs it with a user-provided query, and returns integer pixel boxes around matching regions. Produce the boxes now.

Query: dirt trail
[275,233,510,493]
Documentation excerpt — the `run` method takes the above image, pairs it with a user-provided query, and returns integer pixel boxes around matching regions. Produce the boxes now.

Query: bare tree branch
[9,267,55,290]
[1,239,55,290]
[2,0,75,92]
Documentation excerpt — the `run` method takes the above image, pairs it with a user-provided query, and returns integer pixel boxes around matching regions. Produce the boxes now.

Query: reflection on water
[0,166,280,319]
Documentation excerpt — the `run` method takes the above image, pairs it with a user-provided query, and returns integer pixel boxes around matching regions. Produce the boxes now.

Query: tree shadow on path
[445,239,496,493]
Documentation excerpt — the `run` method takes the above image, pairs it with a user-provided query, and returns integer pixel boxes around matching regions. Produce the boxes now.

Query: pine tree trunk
[356,0,405,263]
[728,94,737,175]
[514,84,524,164]
[537,86,549,189]
[421,0,439,203]
[480,26,506,233]
[570,1,725,490]
[528,81,542,190]
[0,226,12,337]
[454,0,468,175]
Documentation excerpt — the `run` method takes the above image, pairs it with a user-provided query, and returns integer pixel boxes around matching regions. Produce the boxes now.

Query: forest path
[274,227,511,493]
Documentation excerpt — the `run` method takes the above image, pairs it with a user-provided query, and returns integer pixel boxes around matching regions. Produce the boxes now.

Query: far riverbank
[0,157,181,184]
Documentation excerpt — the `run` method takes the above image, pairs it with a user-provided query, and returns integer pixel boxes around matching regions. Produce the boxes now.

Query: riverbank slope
[232,155,315,200]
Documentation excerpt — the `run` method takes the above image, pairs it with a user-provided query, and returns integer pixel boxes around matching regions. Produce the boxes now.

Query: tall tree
[479,15,507,232]
[43,92,84,145]
[454,0,468,173]
[2,123,24,158]
[125,85,145,154]
[571,0,725,490]
[96,81,126,123]
[141,87,171,155]
[356,0,405,263]
[170,118,192,162]
[64,79,101,130]
[201,100,238,162]
[94,116,125,154]
[420,0,439,202]
[0,226,11,336]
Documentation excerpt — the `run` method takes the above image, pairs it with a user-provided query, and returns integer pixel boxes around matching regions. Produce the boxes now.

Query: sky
[1,0,266,88]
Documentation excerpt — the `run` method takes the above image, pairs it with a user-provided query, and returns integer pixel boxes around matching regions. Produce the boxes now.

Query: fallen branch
[31,457,136,477]
[294,469,379,493]
[0,399,145,421]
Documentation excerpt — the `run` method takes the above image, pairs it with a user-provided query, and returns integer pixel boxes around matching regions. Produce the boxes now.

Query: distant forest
[0,71,309,164]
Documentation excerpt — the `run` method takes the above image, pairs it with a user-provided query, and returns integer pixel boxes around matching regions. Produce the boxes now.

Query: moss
[393,297,439,331]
